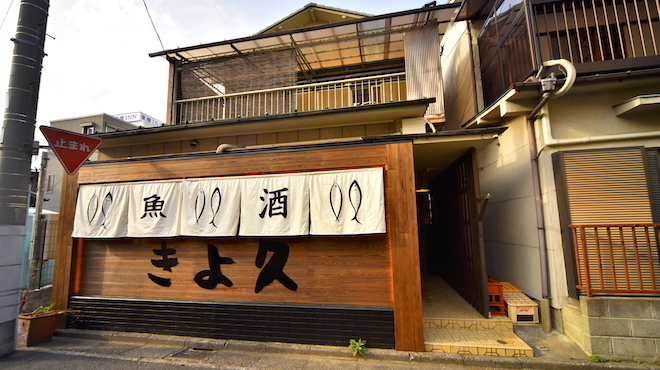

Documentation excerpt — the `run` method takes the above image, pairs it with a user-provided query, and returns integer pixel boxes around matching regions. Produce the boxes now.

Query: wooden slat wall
[77,236,392,306]
[54,142,424,351]
[78,145,388,184]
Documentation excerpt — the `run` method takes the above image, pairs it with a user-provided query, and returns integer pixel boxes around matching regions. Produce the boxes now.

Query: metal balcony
[173,73,407,125]
[534,0,660,72]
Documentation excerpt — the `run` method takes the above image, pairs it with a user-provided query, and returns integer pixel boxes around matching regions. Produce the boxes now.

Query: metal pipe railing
[173,73,406,124]
[534,0,659,63]
[570,224,660,296]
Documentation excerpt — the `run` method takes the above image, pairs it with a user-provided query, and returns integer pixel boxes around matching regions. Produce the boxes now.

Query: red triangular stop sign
[40,126,103,175]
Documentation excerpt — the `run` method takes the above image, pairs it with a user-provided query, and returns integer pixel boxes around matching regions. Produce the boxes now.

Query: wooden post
[51,171,79,309]
[386,142,424,352]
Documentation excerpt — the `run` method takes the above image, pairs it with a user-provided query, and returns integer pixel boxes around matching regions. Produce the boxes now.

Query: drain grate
[170,347,216,360]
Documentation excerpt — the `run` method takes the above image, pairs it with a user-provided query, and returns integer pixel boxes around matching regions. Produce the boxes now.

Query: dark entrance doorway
[426,148,489,317]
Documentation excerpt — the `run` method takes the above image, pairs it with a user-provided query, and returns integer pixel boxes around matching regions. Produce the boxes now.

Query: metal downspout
[526,59,576,333]
[527,94,552,332]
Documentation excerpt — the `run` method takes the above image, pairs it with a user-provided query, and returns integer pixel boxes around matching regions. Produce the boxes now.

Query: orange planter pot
[17,311,63,347]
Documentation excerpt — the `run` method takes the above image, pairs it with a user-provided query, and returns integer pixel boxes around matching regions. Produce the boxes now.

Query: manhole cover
[171,348,215,360]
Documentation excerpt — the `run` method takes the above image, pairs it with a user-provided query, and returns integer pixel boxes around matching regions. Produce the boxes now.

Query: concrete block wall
[562,296,660,360]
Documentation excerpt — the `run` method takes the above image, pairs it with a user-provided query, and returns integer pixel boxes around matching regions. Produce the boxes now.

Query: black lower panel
[68,297,395,349]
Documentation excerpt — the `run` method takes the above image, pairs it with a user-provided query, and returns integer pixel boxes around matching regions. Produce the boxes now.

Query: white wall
[478,115,543,299]
[441,21,480,130]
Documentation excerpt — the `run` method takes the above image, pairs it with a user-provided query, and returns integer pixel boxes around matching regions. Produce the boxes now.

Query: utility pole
[0,0,49,355]
[27,151,49,291]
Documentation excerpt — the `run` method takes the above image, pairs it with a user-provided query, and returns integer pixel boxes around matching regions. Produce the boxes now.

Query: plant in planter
[17,302,68,347]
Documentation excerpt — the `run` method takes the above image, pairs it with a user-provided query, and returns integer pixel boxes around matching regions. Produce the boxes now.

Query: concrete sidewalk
[9,328,659,370]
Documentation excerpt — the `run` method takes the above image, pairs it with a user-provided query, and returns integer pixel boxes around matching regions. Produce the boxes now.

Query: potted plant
[17,302,67,347]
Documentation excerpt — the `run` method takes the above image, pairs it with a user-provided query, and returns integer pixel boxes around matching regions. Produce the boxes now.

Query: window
[82,125,95,135]
[46,174,55,194]
[350,81,380,106]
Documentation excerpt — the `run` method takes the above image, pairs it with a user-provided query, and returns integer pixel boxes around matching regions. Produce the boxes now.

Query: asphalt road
[0,349,214,370]
[0,345,472,370]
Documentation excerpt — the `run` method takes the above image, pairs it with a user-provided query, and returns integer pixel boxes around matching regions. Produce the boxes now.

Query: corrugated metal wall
[404,21,443,116]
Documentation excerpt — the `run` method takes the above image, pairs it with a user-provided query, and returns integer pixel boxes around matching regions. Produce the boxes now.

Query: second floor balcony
[174,73,407,125]
[151,4,460,126]
[477,0,660,103]
[534,0,660,72]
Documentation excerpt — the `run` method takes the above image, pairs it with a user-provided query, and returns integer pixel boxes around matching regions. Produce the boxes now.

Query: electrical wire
[142,0,164,50]
[0,0,15,31]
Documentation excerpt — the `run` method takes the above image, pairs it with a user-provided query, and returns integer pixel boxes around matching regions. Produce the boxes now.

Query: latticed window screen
[561,147,660,294]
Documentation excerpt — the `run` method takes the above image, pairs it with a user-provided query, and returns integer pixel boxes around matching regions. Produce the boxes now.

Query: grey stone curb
[55,329,658,369]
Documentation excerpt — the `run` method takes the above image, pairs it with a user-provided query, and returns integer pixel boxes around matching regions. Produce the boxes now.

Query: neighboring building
[453,0,660,359]
[112,112,164,128]
[46,114,144,213]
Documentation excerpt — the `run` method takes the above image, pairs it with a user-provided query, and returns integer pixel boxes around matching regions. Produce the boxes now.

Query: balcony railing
[534,0,659,68]
[174,73,407,125]
[570,224,660,296]
[478,0,660,103]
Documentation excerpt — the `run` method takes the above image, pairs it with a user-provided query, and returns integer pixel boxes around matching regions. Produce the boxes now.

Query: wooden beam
[165,57,177,126]
[77,145,388,184]
[386,142,424,352]
[51,170,79,310]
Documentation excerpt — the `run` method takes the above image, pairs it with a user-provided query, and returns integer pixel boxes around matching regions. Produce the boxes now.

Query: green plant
[31,302,56,316]
[588,356,608,363]
[348,338,367,357]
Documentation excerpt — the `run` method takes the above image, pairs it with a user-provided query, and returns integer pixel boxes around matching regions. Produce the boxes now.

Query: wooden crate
[504,292,538,324]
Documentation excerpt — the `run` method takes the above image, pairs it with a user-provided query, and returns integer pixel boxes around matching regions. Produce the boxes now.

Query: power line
[0,0,15,31]
[142,0,164,50]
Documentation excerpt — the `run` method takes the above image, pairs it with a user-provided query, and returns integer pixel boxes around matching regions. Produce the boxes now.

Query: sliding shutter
[559,147,659,295]
[563,147,652,224]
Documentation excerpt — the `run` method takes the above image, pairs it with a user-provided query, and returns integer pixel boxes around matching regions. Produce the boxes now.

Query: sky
[0,0,420,148]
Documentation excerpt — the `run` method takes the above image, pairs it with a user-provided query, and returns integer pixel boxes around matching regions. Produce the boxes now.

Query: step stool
[501,282,522,293]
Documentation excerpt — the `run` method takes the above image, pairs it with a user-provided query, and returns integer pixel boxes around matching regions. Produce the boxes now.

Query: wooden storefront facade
[51,141,425,351]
